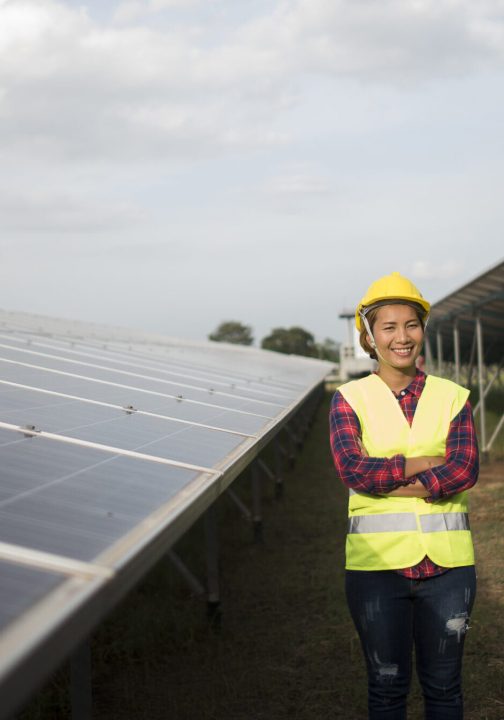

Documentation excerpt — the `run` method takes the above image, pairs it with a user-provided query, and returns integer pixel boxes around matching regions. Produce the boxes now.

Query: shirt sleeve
[329,390,410,495]
[416,401,479,502]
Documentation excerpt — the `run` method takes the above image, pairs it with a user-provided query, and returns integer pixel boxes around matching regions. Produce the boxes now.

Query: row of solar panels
[0,309,333,718]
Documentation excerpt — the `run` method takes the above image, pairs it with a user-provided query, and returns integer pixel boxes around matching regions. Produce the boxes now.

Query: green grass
[19,394,504,720]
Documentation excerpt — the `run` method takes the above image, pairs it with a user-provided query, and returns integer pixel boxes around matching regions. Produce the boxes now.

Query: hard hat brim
[355,297,431,331]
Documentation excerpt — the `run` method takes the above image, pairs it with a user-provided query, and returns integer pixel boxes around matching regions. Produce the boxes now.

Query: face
[368,304,424,369]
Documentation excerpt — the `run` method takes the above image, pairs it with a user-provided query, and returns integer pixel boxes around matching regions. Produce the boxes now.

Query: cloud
[0,186,145,233]
[1,0,504,171]
[113,0,202,24]
[410,259,464,281]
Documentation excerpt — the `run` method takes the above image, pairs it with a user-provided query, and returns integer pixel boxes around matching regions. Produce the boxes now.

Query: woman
[329,272,478,720]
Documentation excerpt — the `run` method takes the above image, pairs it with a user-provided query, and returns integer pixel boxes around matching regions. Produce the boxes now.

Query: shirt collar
[407,369,426,398]
[372,368,426,397]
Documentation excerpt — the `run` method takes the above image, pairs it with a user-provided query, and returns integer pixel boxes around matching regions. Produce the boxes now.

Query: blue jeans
[345,566,476,720]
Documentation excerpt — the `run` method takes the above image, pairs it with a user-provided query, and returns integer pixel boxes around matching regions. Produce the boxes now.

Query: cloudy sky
[1,0,503,346]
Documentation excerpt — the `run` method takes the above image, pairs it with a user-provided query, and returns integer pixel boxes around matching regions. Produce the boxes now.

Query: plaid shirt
[329,370,479,579]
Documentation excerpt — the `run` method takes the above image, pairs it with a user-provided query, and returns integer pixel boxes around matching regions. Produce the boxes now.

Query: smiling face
[368,303,424,370]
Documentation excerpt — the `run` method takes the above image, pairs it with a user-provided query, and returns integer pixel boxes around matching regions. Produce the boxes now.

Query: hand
[386,481,431,498]
[404,456,445,478]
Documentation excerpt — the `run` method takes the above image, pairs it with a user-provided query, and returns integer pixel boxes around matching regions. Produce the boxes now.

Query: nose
[396,327,409,344]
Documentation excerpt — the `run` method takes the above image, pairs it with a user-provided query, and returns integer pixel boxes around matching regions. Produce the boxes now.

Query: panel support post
[453,322,461,385]
[274,437,284,499]
[251,461,263,543]
[436,328,443,377]
[467,330,477,388]
[475,315,488,461]
[204,504,220,623]
[70,640,92,720]
[425,335,433,374]
[284,426,296,468]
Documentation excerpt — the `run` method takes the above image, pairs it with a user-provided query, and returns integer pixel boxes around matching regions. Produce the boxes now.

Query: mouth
[391,347,414,357]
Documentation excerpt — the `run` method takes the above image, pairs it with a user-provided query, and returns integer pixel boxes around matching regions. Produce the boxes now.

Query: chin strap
[360,312,389,367]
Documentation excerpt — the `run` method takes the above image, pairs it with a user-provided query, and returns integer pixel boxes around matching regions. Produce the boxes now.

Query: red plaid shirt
[329,370,479,579]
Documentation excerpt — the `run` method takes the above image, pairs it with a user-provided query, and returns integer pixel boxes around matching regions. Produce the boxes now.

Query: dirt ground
[21,394,504,720]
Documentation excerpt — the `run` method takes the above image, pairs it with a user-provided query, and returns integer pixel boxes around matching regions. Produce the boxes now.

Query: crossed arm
[368,450,444,498]
[329,392,479,501]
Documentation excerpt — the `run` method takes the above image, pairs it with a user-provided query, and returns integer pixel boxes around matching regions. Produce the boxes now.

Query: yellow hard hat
[355,272,431,331]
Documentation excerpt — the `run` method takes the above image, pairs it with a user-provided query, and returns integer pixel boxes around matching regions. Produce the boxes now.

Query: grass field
[20,393,504,720]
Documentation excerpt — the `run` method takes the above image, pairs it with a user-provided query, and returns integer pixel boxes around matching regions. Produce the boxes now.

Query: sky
[1,0,503,346]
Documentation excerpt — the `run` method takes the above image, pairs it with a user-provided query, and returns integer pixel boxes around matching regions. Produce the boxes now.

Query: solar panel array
[0,309,333,718]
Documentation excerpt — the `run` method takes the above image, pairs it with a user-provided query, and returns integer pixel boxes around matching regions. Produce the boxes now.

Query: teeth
[393,349,411,355]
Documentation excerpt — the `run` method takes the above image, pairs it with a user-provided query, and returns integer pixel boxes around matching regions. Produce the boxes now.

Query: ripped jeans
[346,566,476,720]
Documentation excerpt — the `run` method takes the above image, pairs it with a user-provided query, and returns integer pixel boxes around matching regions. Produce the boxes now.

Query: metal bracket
[167,550,205,597]
[226,488,252,521]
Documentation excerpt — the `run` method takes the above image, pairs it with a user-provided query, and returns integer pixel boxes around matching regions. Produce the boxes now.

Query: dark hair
[358,302,426,360]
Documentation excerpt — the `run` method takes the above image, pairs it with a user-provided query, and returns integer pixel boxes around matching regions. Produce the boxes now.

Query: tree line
[208,321,339,361]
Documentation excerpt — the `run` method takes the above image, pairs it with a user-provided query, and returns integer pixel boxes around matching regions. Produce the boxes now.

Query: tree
[261,326,317,357]
[316,337,340,362]
[208,320,254,346]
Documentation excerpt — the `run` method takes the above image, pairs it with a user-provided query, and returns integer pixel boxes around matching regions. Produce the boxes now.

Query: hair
[358,301,427,361]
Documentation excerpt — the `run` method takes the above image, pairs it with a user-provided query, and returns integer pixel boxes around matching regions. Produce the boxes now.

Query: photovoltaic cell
[0,388,246,466]
[0,560,66,631]
[0,363,275,428]
[0,347,285,411]
[0,435,204,562]
[0,340,296,403]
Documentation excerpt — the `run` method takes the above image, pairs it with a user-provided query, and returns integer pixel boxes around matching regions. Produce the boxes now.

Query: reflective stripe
[347,512,470,534]
[348,513,418,534]
[420,513,470,532]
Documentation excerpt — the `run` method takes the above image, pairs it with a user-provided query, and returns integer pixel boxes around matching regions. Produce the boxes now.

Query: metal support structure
[277,440,288,458]
[487,413,504,453]
[466,331,477,388]
[473,359,503,417]
[475,315,488,460]
[284,425,297,467]
[204,505,220,622]
[257,458,274,481]
[274,437,284,499]
[453,322,461,385]
[424,336,433,374]
[251,461,263,543]
[167,550,205,597]
[296,406,310,442]
[70,640,92,720]
[226,488,252,522]
[436,329,443,377]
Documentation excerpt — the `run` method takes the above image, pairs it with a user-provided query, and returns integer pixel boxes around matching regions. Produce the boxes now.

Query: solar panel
[0,560,66,632]
[0,309,333,718]
[0,436,206,561]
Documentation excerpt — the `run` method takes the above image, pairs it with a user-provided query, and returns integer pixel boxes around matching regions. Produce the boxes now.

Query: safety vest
[338,373,475,571]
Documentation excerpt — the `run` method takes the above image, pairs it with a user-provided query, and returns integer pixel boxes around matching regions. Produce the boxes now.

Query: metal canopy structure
[426,258,504,456]
[427,258,504,365]
[0,309,333,719]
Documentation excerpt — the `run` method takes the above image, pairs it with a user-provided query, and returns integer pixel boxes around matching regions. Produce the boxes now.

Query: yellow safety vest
[338,374,475,571]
